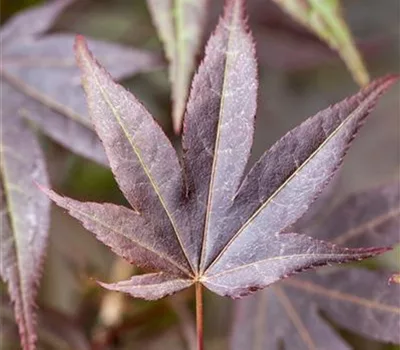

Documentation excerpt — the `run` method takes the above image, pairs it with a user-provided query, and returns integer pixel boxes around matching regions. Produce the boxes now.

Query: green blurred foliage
[0,0,43,23]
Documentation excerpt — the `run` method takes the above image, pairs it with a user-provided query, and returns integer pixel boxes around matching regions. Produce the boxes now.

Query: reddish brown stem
[195,283,204,350]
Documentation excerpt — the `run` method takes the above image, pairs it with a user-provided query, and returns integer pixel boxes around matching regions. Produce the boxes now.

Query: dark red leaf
[45,0,397,302]
[182,0,258,271]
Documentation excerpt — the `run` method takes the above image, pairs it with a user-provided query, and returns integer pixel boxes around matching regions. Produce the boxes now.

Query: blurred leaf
[147,0,209,133]
[128,327,185,350]
[271,0,370,86]
[231,269,400,349]
[231,184,400,349]
[0,81,50,350]
[168,294,196,350]
[301,183,400,247]
[0,0,163,166]
[0,294,90,350]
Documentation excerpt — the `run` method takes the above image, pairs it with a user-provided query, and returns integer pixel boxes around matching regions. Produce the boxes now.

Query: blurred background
[0,0,399,349]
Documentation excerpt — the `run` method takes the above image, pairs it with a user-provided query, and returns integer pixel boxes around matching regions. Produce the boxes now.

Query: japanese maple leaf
[231,183,400,349]
[0,0,162,165]
[44,0,397,300]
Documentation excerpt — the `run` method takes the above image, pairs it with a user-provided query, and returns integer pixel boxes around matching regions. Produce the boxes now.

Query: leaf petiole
[195,282,204,350]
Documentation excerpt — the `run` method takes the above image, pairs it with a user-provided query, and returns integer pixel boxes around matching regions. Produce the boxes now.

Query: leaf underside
[46,0,397,302]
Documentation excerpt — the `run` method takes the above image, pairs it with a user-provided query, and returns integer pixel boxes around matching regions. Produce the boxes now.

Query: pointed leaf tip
[354,246,392,257]
[34,182,50,194]
[74,35,102,78]
[74,34,88,52]
[388,273,400,285]
[223,0,248,26]
[74,35,90,66]
[36,185,54,199]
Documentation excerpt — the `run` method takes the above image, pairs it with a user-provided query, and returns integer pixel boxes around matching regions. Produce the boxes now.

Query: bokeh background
[1,0,399,349]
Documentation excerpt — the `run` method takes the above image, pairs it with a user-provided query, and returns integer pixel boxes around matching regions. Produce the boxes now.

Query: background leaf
[231,268,400,350]
[0,293,90,350]
[0,81,50,350]
[302,183,400,247]
[0,0,163,165]
[231,184,400,349]
[147,0,209,134]
[271,0,370,86]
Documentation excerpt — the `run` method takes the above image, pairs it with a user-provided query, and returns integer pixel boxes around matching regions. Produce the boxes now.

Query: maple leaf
[147,0,209,134]
[231,183,400,349]
[0,0,163,165]
[271,0,370,86]
[0,81,50,350]
[44,0,396,302]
